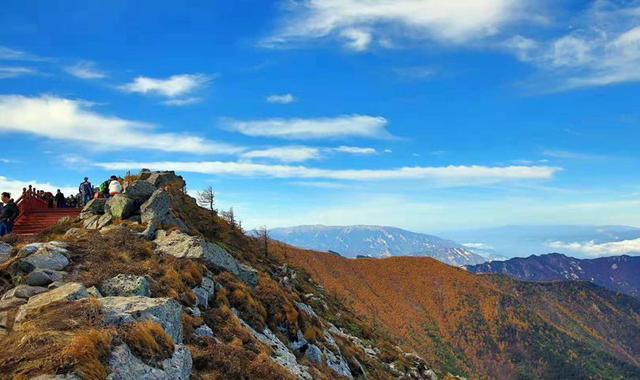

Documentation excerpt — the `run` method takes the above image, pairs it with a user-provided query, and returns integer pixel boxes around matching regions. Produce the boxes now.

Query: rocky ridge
[0,170,438,380]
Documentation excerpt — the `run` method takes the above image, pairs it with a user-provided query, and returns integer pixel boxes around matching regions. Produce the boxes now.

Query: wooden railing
[15,185,50,217]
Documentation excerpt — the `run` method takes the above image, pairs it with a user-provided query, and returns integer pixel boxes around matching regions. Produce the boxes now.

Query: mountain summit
[267,225,486,266]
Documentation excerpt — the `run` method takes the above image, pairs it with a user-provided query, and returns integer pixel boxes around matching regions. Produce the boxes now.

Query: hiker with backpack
[108,175,123,196]
[79,177,94,206]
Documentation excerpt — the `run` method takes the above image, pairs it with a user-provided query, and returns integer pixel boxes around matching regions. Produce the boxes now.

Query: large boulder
[106,195,137,219]
[140,190,187,238]
[124,180,156,202]
[155,230,258,287]
[21,242,70,271]
[101,274,151,297]
[100,296,183,343]
[106,343,192,380]
[0,242,12,264]
[26,268,65,286]
[81,198,106,217]
[145,171,186,190]
[192,277,215,309]
[15,282,89,323]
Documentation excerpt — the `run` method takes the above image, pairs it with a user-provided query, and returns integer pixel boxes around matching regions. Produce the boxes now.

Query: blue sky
[1,0,639,233]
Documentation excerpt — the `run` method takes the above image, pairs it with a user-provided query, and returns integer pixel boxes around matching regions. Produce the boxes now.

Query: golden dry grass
[121,320,174,363]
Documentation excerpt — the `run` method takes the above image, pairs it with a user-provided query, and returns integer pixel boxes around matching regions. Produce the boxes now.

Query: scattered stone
[26,269,64,287]
[106,343,192,380]
[124,180,156,202]
[64,228,85,239]
[140,190,187,238]
[106,194,137,219]
[87,286,103,298]
[192,287,209,309]
[100,296,183,343]
[186,307,201,318]
[15,282,89,323]
[323,347,353,380]
[0,242,12,264]
[194,324,214,338]
[155,230,258,287]
[48,280,67,289]
[101,274,151,297]
[82,214,101,229]
[1,285,48,300]
[18,242,45,256]
[295,302,319,319]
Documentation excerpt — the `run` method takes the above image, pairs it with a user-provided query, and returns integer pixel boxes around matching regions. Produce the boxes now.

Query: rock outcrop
[15,282,88,323]
[106,343,192,380]
[155,229,258,287]
[100,274,151,297]
[100,296,184,343]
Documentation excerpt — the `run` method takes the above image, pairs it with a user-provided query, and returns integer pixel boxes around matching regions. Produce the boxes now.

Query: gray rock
[101,274,151,297]
[1,285,48,300]
[64,227,86,239]
[305,344,323,364]
[145,171,186,190]
[97,212,114,229]
[194,324,214,338]
[239,318,312,380]
[296,302,318,319]
[324,347,353,380]
[81,198,106,216]
[155,230,258,287]
[15,282,88,323]
[106,343,192,380]
[124,180,156,202]
[18,242,45,256]
[100,296,183,343]
[26,269,64,286]
[22,247,70,270]
[140,190,187,238]
[0,242,12,264]
[106,195,137,219]
[82,214,101,229]
[87,286,103,298]
[192,287,209,309]
[0,296,27,311]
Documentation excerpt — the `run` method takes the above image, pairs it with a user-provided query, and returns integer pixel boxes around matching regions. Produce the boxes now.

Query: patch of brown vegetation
[121,320,174,363]
[214,272,267,331]
[190,340,296,380]
[0,298,112,379]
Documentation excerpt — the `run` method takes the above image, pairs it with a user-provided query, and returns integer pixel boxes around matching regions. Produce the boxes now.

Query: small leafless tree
[257,225,269,257]
[197,186,215,212]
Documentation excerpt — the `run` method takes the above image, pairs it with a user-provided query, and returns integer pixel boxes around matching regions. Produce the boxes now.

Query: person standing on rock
[55,189,66,208]
[108,175,123,196]
[0,192,19,236]
[79,177,94,206]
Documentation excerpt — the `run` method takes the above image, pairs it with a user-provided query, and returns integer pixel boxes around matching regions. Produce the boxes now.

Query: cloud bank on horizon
[0,0,639,252]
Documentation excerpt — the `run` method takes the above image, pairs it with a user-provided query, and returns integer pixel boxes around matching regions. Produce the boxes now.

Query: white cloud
[463,242,495,250]
[266,93,296,104]
[0,46,46,61]
[162,97,202,106]
[95,160,560,184]
[0,95,240,154]
[224,114,393,140]
[119,74,211,98]
[508,3,640,89]
[241,146,321,163]
[330,146,377,155]
[340,28,373,51]
[0,176,76,200]
[548,239,640,257]
[0,66,37,79]
[542,149,611,160]
[265,0,532,50]
[65,60,107,79]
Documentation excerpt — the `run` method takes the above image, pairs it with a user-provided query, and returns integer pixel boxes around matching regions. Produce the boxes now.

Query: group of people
[0,175,126,237]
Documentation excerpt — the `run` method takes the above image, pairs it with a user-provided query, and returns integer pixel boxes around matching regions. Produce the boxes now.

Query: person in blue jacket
[79,177,94,206]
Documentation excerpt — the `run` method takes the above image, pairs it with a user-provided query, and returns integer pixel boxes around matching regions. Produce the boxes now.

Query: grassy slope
[281,246,640,380]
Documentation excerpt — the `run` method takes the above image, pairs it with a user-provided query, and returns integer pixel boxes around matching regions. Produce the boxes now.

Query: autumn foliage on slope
[280,243,640,380]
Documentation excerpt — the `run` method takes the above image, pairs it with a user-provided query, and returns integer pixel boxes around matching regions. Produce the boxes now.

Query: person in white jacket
[108,175,123,196]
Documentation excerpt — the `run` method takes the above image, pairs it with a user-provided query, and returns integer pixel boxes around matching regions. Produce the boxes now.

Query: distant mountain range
[466,253,640,298]
[441,225,640,258]
[266,225,487,266]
